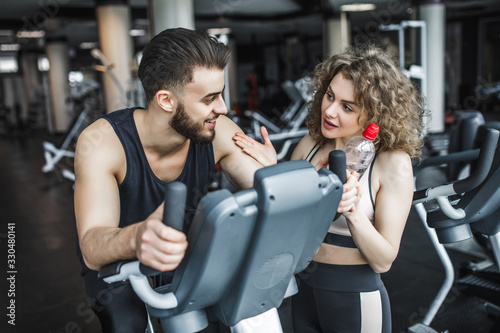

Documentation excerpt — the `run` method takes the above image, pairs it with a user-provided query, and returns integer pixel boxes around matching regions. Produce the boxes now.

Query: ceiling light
[340,3,376,12]
[80,42,98,49]
[207,28,232,35]
[16,30,45,38]
[0,57,18,73]
[0,44,21,51]
[129,29,146,37]
[38,56,50,72]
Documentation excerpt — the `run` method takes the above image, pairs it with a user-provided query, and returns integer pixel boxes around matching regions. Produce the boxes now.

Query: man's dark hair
[138,28,230,103]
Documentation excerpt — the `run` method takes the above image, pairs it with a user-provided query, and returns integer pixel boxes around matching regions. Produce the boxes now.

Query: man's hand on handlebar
[135,203,188,272]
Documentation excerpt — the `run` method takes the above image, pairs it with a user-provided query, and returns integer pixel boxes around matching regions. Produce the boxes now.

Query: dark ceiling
[1,0,500,55]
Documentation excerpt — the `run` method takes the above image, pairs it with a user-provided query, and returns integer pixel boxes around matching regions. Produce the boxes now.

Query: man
[74,28,263,332]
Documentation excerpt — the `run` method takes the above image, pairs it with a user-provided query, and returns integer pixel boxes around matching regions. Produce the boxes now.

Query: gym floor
[0,127,498,333]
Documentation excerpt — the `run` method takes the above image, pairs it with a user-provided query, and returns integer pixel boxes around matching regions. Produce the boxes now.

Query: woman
[233,44,425,332]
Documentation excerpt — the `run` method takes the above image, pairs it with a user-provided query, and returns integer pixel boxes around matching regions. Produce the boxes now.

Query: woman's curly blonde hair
[306,44,426,158]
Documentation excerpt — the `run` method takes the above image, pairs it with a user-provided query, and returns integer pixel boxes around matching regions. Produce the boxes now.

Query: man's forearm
[80,223,139,271]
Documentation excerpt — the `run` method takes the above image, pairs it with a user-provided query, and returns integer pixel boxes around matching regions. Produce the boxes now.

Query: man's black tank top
[77,107,216,275]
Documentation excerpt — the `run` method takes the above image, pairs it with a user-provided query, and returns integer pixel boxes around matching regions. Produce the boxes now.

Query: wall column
[95,0,133,113]
[227,37,239,113]
[147,0,195,36]
[324,12,351,57]
[419,0,446,133]
[20,52,44,128]
[45,39,71,133]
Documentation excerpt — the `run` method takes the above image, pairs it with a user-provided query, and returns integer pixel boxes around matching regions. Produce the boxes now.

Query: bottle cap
[363,123,379,141]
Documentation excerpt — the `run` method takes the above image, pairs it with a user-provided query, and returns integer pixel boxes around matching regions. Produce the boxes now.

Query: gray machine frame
[410,127,500,332]
[100,160,344,333]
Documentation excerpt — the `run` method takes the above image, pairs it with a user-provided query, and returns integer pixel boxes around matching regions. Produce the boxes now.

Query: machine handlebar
[328,150,347,184]
[139,181,187,276]
[329,150,346,220]
[453,129,499,193]
[413,128,499,204]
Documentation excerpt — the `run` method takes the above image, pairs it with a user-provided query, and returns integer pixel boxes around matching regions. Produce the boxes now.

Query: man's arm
[213,115,265,190]
[74,119,187,271]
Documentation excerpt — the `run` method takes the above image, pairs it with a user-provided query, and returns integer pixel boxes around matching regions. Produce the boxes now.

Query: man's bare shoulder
[212,115,242,160]
[212,115,263,189]
[75,118,124,172]
[215,115,239,135]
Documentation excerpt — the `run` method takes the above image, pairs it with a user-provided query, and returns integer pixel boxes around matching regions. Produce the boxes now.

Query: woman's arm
[234,130,359,216]
[343,150,414,273]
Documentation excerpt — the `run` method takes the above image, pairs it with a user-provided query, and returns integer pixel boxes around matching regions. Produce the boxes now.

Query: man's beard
[170,102,215,145]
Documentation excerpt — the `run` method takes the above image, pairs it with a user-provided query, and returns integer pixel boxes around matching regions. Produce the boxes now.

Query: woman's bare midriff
[313,243,368,265]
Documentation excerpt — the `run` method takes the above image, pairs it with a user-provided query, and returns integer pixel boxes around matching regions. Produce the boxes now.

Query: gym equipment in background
[245,77,313,162]
[41,90,104,182]
[409,126,500,333]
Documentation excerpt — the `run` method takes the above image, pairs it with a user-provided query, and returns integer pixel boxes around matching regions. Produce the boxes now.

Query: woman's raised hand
[233,126,278,167]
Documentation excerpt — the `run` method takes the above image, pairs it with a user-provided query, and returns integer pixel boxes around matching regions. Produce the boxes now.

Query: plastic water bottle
[343,123,379,179]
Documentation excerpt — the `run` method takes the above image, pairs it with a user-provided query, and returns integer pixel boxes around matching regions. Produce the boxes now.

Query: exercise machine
[41,93,103,182]
[99,156,346,332]
[247,78,309,134]
[409,126,500,332]
[416,110,485,195]
[379,20,431,136]
[246,77,312,162]
[91,49,133,107]
[456,122,500,332]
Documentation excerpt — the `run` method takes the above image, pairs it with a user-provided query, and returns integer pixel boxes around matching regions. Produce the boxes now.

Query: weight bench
[99,159,344,332]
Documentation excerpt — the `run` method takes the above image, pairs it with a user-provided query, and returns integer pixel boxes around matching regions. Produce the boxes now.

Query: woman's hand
[233,126,278,167]
[337,171,362,214]
[313,155,329,171]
